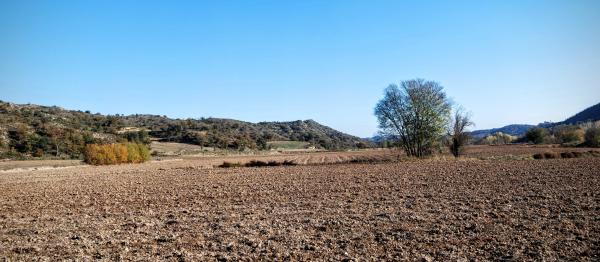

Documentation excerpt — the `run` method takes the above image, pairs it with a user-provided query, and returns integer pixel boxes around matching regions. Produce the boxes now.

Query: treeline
[474,132,517,145]
[83,143,150,165]
[0,102,153,159]
[521,123,600,147]
[3,123,95,159]
[474,122,600,147]
[1,123,150,160]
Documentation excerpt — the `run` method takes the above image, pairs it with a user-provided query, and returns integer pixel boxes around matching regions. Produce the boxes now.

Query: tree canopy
[374,79,452,157]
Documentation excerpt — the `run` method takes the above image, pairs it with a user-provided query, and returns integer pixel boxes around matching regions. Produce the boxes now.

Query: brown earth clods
[0,148,599,261]
[462,144,596,158]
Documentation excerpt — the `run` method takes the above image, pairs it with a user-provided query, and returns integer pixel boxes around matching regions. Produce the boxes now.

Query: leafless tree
[447,109,473,157]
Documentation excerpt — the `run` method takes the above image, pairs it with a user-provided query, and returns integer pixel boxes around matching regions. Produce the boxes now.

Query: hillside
[469,124,535,139]
[560,102,600,125]
[469,102,600,139]
[0,101,367,159]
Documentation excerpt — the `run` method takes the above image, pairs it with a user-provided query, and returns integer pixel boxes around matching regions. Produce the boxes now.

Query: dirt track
[1,150,599,260]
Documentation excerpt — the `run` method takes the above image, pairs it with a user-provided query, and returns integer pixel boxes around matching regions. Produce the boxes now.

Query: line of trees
[4,124,96,159]
[476,132,517,145]
[523,123,600,147]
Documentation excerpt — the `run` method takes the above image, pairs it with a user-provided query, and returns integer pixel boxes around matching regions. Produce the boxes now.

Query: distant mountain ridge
[560,102,600,125]
[469,124,535,139]
[470,102,600,138]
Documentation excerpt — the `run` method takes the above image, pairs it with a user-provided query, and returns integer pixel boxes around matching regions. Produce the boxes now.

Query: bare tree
[374,79,452,157]
[447,109,473,157]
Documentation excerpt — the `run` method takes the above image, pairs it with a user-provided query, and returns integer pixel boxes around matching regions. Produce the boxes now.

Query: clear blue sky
[1,0,599,137]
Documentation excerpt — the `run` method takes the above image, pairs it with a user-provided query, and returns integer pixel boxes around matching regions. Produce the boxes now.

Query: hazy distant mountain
[367,125,536,141]
[469,124,535,139]
[469,102,600,138]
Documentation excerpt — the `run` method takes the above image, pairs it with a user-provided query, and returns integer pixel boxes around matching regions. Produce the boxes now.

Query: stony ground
[0,148,599,261]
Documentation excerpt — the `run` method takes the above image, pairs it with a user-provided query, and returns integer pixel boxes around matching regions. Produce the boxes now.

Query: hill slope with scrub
[0,101,367,159]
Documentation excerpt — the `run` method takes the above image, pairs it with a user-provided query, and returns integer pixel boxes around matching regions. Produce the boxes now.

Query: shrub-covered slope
[0,101,366,159]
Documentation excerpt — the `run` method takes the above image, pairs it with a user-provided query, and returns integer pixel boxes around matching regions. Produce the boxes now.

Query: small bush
[533,152,559,159]
[282,160,297,166]
[588,150,600,157]
[246,160,270,167]
[218,160,297,168]
[32,148,44,157]
[84,143,150,165]
[560,152,575,158]
[245,160,297,167]
[534,150,600,160]
[584,127,600,147]
[218,162,242,168]
[543,152,559,159]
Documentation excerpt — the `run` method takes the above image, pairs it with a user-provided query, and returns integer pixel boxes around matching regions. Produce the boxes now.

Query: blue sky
[1,0,599,137]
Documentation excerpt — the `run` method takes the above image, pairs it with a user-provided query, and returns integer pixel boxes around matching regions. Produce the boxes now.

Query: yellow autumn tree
[84,143,150,165]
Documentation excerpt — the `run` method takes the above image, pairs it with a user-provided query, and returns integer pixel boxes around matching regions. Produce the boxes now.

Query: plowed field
[1,147,599,260]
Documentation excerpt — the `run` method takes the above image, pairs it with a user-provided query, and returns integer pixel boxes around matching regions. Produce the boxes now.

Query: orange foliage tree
[83,143,150,165]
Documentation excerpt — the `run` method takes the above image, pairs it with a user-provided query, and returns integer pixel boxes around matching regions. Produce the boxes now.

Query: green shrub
[584,127,600,147]
[137,143,150,162]
[0,150,26,160]
[525,127,549,144]
[554,127,584,145]
[126,143,141,163]
[588,150,600,157]
[534,151,600,160]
